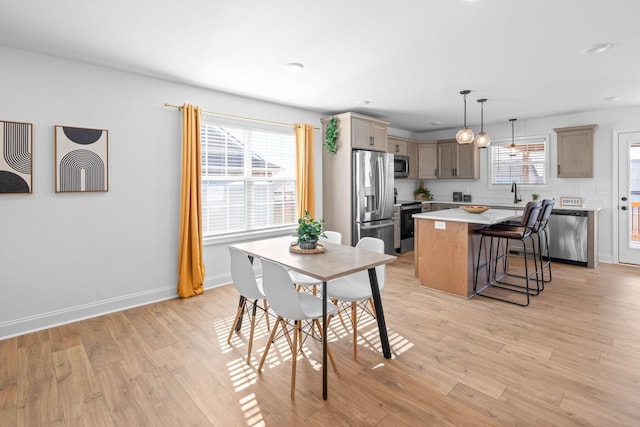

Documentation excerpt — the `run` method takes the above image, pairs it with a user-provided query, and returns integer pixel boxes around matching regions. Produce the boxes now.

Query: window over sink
[488,134,548,187]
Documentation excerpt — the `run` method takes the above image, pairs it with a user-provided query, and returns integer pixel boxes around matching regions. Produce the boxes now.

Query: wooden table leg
[368,268,391,359]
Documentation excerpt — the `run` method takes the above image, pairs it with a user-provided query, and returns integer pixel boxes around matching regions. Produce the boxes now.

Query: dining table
[230,235,397,400]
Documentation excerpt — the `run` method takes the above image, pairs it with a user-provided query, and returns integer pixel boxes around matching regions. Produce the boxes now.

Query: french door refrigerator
[352,150,395,255]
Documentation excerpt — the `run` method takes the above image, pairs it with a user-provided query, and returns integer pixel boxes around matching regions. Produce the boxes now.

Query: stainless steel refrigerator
[352,150,395,255]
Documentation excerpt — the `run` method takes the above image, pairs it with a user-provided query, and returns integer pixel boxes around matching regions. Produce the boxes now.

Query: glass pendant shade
[475,132,491,148]
[508,118,518,156]
[475,98,490,147]
[456,127,475,144]
[456,90,474,144]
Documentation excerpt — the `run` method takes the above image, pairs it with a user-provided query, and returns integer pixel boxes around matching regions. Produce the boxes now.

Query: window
[489,135,548,187]
[200,118,297,240]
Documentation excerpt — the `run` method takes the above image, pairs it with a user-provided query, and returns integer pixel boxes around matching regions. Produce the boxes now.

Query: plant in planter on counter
[532,193,540,201]
[296,211,326,249]
[414,181,433,201]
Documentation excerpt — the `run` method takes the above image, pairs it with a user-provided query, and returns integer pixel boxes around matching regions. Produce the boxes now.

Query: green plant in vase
[296,211,326,249]
[532,193,540,201]
[414,181,433,201]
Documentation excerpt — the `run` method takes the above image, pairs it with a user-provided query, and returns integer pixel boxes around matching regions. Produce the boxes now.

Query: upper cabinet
[351,114,389,152]
[418,142,437,179]
[436,139,479,179]
[388,136,408,155]
[407,140,418,179]
[554,124,598,178]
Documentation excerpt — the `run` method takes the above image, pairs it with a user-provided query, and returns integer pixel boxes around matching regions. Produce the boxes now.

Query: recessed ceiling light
[430,121,442,126]
[355,100,370,106]
[604,96,621,101]
[580,43,612,54]
[285,62,304,72]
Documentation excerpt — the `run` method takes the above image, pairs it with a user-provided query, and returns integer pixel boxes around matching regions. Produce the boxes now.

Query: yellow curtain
[295,124,315,218]
[177,104,205,298]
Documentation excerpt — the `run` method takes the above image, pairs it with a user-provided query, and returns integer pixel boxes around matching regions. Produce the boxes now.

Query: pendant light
[475,98,490,148]
[455,90,475,144]
[508,118,518,156]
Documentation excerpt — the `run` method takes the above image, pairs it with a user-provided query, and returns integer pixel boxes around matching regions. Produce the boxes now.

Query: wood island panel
[414,217,503,298]
[415,218,474,297]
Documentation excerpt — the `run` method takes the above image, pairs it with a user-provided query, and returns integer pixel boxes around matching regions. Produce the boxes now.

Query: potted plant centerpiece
[296,211,326,250]
[414,181,434,201]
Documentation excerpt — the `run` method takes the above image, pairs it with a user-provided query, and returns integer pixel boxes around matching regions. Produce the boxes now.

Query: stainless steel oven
[399,202,422,253]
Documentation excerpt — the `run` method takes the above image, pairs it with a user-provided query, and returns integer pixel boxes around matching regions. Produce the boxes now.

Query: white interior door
[618,132,640,265]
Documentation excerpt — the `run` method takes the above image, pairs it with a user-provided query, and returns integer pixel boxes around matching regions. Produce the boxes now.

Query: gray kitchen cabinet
[554,124,598,178]
[387,136,408,155]
[351,114,388,152]
[436,139,479,179]
[407,140,418,179]
[418,142,438,179]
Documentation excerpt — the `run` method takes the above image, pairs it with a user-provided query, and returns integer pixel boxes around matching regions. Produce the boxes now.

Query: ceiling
[2,0,640,133]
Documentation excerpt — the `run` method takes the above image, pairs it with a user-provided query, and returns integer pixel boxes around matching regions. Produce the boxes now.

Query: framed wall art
[0,120,33,194]
[55,125,108,193]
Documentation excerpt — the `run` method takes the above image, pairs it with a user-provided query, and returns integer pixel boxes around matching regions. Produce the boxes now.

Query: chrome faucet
[511,181,521,203]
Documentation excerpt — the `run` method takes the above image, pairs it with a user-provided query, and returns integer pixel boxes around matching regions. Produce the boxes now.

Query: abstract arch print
[0,120,33,194]
[55,126,108,192]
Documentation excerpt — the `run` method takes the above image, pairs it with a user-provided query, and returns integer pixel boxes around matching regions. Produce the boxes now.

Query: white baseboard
[0,272,235,340]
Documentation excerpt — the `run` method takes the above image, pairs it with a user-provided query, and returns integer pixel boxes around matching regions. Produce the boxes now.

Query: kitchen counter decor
[289,242,326,254]
[414,181,433,201]
[295,210,326,250]
[461,205,489,214]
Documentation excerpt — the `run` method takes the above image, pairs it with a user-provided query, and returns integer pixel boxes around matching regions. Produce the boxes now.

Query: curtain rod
[164,103,319,130]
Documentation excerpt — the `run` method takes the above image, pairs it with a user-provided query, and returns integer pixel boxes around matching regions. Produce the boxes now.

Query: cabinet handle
[395,144,399,153]
[369,136,374,146]
[557,165,560,175]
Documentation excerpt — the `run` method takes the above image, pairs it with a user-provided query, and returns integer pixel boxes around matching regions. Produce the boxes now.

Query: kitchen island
[413,208,522,298]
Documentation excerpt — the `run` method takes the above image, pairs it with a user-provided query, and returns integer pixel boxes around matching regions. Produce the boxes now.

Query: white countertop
[419,200,602,212]
[413,208,522,225]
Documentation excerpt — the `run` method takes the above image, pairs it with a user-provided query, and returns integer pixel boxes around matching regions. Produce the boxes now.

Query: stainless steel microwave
[394,155,409,178]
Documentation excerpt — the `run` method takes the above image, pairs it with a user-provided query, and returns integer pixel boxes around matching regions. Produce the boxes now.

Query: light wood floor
[2,253,640,426]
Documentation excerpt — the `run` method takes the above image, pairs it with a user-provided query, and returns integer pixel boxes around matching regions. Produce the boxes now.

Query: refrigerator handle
[360,221,394,230]
[377,155,385,215]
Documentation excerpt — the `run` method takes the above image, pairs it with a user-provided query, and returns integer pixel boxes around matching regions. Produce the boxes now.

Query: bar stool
[492,199,555,289]
[534,199,555,286]
[474,200,542,306]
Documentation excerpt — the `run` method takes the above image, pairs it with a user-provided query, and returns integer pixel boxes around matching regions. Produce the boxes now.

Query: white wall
[402,106,640,264]
[0,46,324,339]
[3,44,636,339]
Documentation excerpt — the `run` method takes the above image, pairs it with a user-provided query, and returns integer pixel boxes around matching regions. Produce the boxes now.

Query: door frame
[612,129,640,264]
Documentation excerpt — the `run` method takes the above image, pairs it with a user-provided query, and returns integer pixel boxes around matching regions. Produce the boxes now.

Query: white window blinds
[201,120,297,238]
[489,136,547,186]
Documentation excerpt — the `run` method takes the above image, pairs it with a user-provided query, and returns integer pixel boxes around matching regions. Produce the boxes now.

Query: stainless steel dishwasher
[547,210,588,266]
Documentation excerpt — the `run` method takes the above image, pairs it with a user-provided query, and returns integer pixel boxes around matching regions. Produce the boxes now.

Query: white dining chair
[325,237,386,360]
[258,258,339,399]
[289,230,342,293]
[227,247,271,365]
